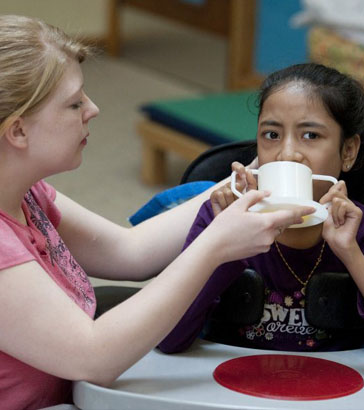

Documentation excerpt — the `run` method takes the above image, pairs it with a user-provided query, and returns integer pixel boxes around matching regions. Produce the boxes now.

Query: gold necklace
[274,240,326,295]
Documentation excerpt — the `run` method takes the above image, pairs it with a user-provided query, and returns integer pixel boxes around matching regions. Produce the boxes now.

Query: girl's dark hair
[258,63,364,141]
[258,63,364,201]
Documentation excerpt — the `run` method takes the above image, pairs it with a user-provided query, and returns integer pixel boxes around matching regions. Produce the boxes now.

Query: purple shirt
[159,200,364,353]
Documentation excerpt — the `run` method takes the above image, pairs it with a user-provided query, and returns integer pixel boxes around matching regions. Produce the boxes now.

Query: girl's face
[257,83,356,201]
[22,58,99,178]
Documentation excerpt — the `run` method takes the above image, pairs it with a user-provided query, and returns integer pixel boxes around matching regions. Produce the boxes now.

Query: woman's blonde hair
[0,15,91,135]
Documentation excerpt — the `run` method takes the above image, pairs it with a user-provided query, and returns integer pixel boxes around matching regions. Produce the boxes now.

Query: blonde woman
[0,15,313,409]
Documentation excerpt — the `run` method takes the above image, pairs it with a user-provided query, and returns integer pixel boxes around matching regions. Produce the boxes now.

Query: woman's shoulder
[0,215,35,270]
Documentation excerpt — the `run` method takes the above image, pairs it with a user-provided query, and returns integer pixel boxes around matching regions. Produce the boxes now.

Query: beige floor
[46,7,226,288]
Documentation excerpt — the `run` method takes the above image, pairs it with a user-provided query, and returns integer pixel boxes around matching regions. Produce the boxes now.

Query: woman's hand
[320,181,363,261]
[211,161,257,216]
[207,190,315,264]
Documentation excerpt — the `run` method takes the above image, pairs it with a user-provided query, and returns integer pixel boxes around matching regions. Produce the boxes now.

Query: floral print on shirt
[24,189,96,317]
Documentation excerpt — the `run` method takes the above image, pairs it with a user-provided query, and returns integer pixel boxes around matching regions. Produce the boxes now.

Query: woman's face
[257,82,354,201]
[22,58,99,177]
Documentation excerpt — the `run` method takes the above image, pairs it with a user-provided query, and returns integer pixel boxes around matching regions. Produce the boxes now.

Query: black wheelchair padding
[211,269,264,326]
[180,142,257,184]
[94,286,140,319]
[208,269,364,332]
[305,271,364,330]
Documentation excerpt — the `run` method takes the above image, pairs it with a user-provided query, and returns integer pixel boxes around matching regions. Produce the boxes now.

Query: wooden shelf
[107,0,262,90]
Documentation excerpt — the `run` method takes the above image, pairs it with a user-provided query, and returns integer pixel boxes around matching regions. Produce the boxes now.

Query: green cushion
[141,90,259,145]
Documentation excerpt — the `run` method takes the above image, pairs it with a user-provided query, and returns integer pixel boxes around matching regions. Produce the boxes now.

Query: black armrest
[94,286,140,318]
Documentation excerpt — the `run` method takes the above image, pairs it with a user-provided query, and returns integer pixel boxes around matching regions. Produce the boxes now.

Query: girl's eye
[71,101,83,110]
[263,131,279,140]
[303,132,318,140]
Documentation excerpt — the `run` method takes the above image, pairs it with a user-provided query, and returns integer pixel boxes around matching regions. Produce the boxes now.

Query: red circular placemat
[213,354,363,401]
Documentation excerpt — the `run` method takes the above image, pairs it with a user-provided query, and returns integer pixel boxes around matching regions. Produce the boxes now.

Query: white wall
[0,0,107,37]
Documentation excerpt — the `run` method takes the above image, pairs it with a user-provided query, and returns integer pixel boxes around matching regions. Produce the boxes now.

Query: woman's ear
[341,134,361,172]
[3,118,28,149]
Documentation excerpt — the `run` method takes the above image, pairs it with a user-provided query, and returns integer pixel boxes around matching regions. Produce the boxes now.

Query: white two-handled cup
[231,161,337,201]
[231,162,338,227]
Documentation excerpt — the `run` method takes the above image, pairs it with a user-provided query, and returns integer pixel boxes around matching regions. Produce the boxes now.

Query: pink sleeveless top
[0,181,96,409]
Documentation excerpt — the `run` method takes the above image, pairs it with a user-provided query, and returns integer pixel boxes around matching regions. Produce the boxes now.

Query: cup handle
[312,174,338,185]
[231,171,242,197]
[231,169,259,197]
[312,174,337,211]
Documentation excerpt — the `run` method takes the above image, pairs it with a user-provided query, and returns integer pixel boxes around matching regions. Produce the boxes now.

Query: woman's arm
[55,164,257,281]
[55,179,228,281]
[1,191,313,386]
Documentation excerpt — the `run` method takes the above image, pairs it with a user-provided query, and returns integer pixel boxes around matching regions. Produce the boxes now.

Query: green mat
[141,90,259,145]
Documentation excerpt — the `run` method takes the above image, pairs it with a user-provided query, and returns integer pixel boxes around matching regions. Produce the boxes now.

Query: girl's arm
[158,201,244,353]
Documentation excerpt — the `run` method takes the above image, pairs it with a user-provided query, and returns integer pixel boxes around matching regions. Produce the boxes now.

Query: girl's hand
[320,181,363,261]
[207,190,315,264]
[211,161,257,217]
